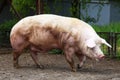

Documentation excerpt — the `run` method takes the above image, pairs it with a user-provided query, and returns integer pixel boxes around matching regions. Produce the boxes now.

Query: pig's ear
[86,39,96,48]
[101,38,111,48]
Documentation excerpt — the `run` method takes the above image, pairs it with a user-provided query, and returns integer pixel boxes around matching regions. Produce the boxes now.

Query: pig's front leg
[76,53,86,69]
[30,46,44,69]
[64,45,76,72]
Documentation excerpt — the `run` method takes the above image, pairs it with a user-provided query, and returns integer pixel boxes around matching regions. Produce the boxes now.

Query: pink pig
[10,14,111,72]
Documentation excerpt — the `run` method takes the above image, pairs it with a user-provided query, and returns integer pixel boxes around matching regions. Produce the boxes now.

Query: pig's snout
[98,54,105,60]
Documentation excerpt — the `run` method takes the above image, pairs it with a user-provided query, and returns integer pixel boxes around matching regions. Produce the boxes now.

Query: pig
[10,14,111,72]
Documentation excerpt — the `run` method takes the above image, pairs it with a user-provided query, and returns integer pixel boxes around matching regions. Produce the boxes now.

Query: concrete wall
[80,1,120,25]
[80,3,110,25]
[110,1,120,23]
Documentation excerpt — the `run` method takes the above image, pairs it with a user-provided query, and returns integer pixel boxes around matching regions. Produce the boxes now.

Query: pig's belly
[29,37,60,51]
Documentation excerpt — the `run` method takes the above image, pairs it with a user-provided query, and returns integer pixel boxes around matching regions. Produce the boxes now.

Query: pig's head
[82,38,111,61]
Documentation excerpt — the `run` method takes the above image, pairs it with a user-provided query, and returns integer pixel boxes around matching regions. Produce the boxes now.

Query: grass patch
[49,49,63,54]
[92,22,120,32]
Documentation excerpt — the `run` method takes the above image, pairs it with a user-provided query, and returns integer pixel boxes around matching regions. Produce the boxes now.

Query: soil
[0,49,120,80]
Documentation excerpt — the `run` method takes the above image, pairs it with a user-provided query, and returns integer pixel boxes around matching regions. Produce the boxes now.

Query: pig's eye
[90,47,95,50]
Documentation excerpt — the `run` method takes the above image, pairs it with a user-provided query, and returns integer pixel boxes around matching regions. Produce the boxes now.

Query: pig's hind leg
[13,50,21,68]
[11,36,29,68]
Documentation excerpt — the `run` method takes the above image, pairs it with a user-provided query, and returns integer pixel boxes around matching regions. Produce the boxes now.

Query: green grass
[92,22,120,32]
[49,49,63,54]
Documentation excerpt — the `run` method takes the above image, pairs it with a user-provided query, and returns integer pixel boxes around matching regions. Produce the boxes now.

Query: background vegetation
[0,19,18,30]
[12,0,36,17]
[93,22,120,32]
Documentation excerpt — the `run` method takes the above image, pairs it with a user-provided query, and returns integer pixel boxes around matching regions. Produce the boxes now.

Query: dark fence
[98,32,120,58]
[0,30,120,58]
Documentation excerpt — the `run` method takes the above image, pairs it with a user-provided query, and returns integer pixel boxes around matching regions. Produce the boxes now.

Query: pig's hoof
[36,65,44,69]
[77,64,82,69]
[40,65,44,69]
[14,64,21,68]
[72,68,77,72]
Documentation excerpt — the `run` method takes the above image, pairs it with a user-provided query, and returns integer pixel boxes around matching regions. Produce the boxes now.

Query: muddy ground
[0,49,120,80]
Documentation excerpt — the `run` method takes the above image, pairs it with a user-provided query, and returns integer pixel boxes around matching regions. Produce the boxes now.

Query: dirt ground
[0,49,120,80]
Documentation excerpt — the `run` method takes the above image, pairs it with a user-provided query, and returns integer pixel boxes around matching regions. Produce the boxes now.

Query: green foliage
[0,19,18,30]
[12,0,36,17]
[43,2,50,14]
[92,22,120,32]
[53,0,62,13]
[43,0,63,14]
[49,49,63,54]
[0,19,18,47]
[70,0,80,18]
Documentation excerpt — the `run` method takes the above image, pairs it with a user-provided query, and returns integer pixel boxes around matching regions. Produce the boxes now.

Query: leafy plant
[0,19,18,30]
[43,0,63,14]
[49,49,63,54]
[0,19,18,47]
[12,0,36,17]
